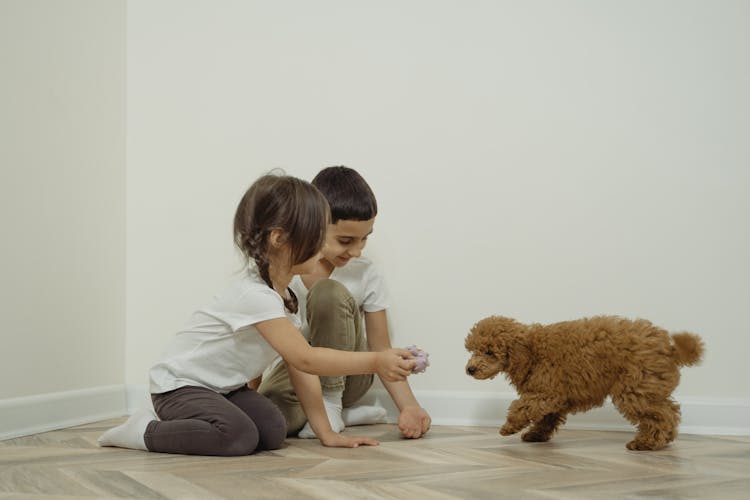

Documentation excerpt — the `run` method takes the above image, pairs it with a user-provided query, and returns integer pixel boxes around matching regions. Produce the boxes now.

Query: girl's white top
[289,256,389,341]
[149,267,300,394]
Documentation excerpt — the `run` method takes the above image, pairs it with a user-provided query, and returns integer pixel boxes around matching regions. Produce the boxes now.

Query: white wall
[2,0,747,439]
[127,0,749,408]
[0,0,126,402]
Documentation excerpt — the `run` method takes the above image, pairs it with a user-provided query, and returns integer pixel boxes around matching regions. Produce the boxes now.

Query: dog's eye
[485,350,494,357]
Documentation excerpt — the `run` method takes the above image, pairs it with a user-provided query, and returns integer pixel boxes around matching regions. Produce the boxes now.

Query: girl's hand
[376,349,416,382]
[319,432,379,448]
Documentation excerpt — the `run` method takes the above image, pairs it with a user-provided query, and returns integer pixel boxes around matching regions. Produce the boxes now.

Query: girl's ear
[268,229,287,250]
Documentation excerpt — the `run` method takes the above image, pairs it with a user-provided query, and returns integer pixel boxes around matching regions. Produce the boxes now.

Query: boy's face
[323,218,375,267]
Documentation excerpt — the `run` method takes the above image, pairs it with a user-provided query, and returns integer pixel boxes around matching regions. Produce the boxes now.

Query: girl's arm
[365,310,432,439]
[286,363,379,448]
[255,317,415,382]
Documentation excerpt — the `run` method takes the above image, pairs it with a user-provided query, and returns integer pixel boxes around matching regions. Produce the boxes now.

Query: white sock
[97,408,157,451]
[342,405,387,426]
[297,388,345,439]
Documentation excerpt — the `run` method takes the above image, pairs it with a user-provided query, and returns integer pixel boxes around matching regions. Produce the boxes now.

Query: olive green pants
[258,279,373,435]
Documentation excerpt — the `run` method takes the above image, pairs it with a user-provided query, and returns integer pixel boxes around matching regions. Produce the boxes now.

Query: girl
[98,173,416,456]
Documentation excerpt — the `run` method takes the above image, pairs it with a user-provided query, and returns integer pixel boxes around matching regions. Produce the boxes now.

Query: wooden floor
[1,418,749,499]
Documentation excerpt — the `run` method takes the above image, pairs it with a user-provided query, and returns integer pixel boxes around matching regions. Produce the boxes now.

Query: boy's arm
[365,310,432,439]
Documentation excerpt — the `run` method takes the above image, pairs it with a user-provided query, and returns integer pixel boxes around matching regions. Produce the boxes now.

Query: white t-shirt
[290,256,388,341]
[149,267,300,394]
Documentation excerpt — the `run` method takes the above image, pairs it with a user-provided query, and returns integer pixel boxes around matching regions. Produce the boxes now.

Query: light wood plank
[1,418,748,499]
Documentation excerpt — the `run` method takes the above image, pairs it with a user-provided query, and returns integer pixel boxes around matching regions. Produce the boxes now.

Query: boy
[258,166,431,439]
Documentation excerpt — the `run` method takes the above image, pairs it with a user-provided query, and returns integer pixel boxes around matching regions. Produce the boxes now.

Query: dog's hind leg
[612,362,682,451]
[612,394,681,451]
[521,412,567,442]
[629,399,680,451]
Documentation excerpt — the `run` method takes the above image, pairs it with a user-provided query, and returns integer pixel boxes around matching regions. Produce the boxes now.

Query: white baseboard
[357,389,750,436]
[121,385,750,436]
[0,385,128,441]
[3,385,747,440]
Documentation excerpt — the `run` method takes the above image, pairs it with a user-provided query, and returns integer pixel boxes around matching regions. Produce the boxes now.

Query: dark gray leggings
[147,385,287,456]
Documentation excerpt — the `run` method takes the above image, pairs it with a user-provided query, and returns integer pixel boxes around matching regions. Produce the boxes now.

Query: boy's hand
[399,406,432,439]
[319,432,379,448]
[376,349,416,382]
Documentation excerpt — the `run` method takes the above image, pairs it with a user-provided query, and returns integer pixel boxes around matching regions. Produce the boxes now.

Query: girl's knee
[218,422,260,456]
[259,416,287,450]
[256,404,288,450]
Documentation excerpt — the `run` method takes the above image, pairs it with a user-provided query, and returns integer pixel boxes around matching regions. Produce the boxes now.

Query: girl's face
[322,218,375,268]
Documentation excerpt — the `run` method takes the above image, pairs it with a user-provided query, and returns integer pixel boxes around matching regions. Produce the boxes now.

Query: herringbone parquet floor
[1,417,749,499]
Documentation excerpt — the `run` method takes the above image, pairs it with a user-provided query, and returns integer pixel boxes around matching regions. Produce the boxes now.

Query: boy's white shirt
[290,256,389,341]
[149,266,300,395]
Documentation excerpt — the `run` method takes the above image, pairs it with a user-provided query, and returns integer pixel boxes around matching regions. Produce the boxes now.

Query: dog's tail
[671,332,704,367]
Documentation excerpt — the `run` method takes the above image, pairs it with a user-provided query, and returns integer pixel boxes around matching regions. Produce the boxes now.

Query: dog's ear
[508,332,531,363]
[490,335,511,370]
[503,328,534,385]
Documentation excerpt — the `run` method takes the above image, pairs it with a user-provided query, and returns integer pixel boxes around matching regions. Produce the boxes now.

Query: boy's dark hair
[233,173,329,313]
[312,166,377,224]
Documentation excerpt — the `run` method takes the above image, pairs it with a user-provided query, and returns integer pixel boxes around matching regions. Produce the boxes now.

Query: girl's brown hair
[233,173,329,313]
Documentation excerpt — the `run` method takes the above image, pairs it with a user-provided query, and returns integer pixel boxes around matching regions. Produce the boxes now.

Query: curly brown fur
[464,315,704,451]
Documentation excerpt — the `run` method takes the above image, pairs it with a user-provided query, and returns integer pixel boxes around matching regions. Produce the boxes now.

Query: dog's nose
[466,366,476,376]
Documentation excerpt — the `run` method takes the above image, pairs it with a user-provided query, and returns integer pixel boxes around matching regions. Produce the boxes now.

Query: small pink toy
[405,345,430,374]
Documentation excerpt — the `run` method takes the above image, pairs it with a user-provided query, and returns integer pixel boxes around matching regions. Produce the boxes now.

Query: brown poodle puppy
[465,315,704,450]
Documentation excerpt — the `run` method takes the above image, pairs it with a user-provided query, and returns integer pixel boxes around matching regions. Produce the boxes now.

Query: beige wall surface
[1,0,747,410]
[126,0,749,400]
[0,0,126,399]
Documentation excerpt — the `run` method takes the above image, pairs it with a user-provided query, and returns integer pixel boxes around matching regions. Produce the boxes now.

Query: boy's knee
[307,279,355,317]
[307,279,361,352]
[308,279,352,306]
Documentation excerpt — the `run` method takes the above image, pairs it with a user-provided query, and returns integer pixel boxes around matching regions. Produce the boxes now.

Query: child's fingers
[421,417,432,434]
[387,367,411,382]
[322,434,380,448]
[398,357,416,368]
[390,362,414,381]
[392,348,413,359]
[377,351,416,381]
[398,358,417,372]
[342,436,380,448]
[350,436,379,447]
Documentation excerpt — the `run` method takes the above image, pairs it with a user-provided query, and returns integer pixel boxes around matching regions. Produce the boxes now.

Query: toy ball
[405,345,430,374]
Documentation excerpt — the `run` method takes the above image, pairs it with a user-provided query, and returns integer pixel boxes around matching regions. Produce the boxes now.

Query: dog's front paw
[521,429,552,442]
[499,423,518,436]
[626,438,666,451]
